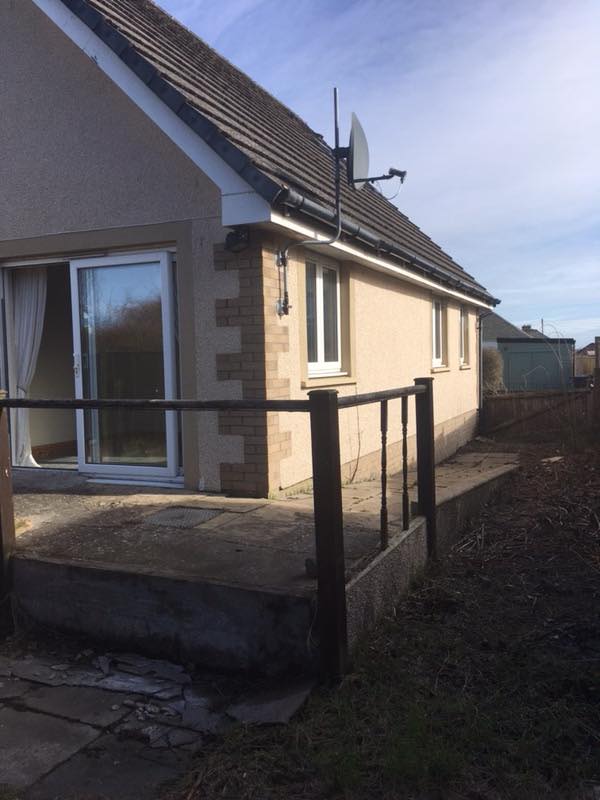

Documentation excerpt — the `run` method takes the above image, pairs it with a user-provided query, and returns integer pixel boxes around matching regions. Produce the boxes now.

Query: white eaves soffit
[270,212,493,309]
[31,0,271,227]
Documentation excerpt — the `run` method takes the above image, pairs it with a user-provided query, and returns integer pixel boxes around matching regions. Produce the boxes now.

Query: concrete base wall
[434,466,516,555]
[11,461,517,675]
[346,517,427,649]
[12,559,317,676]
[347,465,517,650]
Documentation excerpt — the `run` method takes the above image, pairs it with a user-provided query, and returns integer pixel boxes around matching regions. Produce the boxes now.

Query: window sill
[459,364,471,370]
[302,374,357,389]
[431,366,451,374]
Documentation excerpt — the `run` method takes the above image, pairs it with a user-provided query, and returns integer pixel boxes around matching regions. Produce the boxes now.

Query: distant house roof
[577,342,596,355]
[519,325,547,340]
[483,314,572,343]
[482,312,525,341]
[497,337,575,345]
[56,0,497,306]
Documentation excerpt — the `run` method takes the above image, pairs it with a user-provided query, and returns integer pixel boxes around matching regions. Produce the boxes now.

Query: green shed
[497,337,575,392]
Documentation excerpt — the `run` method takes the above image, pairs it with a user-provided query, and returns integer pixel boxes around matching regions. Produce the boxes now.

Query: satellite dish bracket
[275,90,405,317]
[276,88,345,316]
[333,146,349,159]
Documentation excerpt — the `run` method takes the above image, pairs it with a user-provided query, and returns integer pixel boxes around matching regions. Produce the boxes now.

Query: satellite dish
[347,112,370,190]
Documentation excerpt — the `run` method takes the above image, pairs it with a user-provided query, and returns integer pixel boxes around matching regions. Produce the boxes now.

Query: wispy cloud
[158,0,600,344]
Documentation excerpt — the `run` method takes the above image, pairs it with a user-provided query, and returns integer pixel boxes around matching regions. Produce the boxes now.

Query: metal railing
[0,378,436,680]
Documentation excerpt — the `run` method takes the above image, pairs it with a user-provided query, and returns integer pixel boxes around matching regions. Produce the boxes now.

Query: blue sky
[160,0,600,345]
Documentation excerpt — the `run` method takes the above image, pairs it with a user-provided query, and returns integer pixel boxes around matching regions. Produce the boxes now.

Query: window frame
[305,259,342,377]
[432,298,447,367]
[459,305,469,366]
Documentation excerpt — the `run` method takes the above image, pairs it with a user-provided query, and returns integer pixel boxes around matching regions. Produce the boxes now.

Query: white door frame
[69,250,178,479]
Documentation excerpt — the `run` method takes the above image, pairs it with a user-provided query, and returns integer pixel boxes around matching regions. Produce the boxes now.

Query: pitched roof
[482,312,528,341]
[520,325,547,340]
[577,342,596,355]
[58,0,496,304]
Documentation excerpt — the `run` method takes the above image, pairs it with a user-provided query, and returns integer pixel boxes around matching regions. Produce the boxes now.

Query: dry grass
[168,443,600,800]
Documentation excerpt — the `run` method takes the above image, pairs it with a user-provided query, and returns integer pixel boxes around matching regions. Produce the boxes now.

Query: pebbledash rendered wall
[258,239,480,495]
[0,1,239,492]
[1,1,482,498]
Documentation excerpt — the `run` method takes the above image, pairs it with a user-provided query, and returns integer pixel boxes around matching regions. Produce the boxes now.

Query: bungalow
[0,0,497,497]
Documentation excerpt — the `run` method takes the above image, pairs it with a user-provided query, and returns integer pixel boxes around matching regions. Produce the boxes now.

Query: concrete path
[0,645,312,799]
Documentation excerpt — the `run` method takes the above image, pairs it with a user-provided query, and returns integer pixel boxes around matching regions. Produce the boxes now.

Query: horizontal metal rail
[0,381,437,681]
[0,397,311,412]
[338,385,425,408]
[0,384,426,412]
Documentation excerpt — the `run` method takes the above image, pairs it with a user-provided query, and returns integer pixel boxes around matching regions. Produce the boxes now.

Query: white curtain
[12,268,47,467]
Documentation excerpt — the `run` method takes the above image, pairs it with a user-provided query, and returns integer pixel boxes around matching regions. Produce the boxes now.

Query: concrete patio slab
[10,448,519,673]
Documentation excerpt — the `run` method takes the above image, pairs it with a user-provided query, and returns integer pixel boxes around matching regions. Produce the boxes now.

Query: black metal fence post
[401,395,410,530]
[308,389,348,681]
[379,399,389,550]
[414,377,437,560]
[594,336,600,425]
[0,401,15,635]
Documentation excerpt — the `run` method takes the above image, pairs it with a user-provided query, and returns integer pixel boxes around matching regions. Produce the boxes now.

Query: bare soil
[170,440,600,800]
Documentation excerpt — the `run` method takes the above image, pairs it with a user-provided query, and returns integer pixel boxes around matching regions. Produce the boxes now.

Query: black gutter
[60,0,498,307]
[278,188,499,306]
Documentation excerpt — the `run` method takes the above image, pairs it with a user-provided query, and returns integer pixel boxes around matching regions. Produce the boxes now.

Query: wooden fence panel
[482,389,593,437]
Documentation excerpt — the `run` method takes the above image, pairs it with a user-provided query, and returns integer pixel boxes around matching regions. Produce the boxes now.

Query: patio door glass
[70,252,177,478]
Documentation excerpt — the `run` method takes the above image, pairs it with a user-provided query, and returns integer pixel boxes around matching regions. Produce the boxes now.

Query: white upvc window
[305,260,341,376]
[459,305,469,365]
[432,298,446,367]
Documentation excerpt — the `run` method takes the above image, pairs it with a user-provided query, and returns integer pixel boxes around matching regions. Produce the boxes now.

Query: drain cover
[146,507,222,528]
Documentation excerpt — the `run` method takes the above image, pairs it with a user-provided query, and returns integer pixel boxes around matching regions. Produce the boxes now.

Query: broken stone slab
[181,706,229,734]
[226,681,314,725]
[95,671,175,696]
[107,653,192,684]
[115,713,172,743]
[160,698,186,717]
[167,728,202,748]
[183,685,213,708]
[0,656,13,677]
[541,456,564,464]
[95,655,112,675]
[3,656,68,687]
[141,723,172,746]
[154,685,183,701]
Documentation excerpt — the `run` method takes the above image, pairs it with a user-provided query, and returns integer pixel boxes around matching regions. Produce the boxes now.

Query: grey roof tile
[60,0,494,302]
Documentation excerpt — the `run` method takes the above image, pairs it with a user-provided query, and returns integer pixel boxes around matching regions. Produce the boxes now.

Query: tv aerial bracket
[275,89,406,316]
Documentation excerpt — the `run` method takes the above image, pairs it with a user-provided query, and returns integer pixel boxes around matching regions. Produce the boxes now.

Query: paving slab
[0,677,33,700]
[226,680,314,725]
[24,734,181,800]
[21,685,131,727]
[0,707,99,788]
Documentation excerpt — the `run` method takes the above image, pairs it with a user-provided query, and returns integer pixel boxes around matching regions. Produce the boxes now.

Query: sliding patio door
[70,252,178,478]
